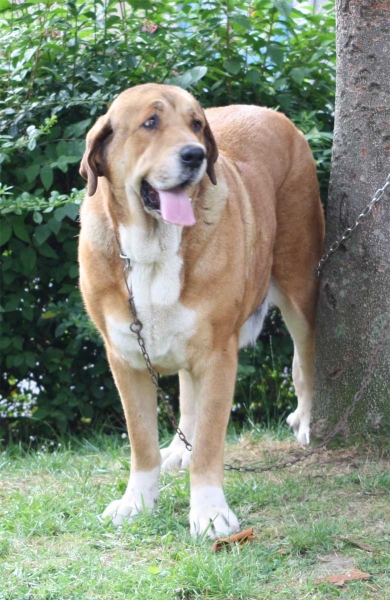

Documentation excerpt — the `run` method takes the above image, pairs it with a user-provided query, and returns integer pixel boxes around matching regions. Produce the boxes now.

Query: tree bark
[312,0,390,437]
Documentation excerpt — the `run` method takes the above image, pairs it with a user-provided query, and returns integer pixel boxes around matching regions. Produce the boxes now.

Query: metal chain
[121,260,193,452]
[316,173,390,276]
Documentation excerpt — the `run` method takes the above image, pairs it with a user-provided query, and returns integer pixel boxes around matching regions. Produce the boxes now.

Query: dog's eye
[143,116,158,130]
[192,119,202,133]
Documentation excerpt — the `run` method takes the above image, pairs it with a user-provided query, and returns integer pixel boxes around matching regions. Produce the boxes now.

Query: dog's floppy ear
[203,115,218,186]
[80,116,112,197]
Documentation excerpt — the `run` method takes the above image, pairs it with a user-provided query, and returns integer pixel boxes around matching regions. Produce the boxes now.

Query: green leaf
[231,15,251,29]
[1,256,11,271]
[20,246,37,272]
[268,45,284,68]
[40,165,54,190]
[63,203,79,221]
[12,217,31,243]
[33,211,43,224]
[45,143,57,160]
[4,296,19,311]
[12,336,23,350]
[223,58,242,75]
[0,219,12,245]
[0,0,11,11]
[69,264,79,278]
[34,224,51,246]
[128,0,154,11]
[64,119,91,138]
[22,306,34,321]
[167,66,207,89]
[24,351,36,368]
[25,164,41,183]
[90,73,106,86]
[2,271,16,285]
[247,70,261,85]
[54,206,67,222]
[0,336,11,350]
[48,218,62,235]
[13,354,24,367]
[41,310,60,319]
[51,155,81,173]
[23,47,38,62]
[147,566,160,575]
[290,67,309,85]
[51,157,69,173]
[38,242,58,258]
[55,322,68,337]
[56,140,68,157]
[33,406,51,420]
[271,0,291,17]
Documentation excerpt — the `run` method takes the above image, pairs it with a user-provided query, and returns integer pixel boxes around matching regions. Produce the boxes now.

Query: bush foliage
[0,0,335,439]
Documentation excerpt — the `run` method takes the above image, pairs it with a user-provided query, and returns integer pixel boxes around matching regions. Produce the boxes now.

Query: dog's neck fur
[118,219,183,266]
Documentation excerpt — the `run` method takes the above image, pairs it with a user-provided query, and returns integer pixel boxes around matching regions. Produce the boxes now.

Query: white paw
[287,409,310,445]
[102,467,159,526]
[189,486,240,539]
[161,434,192,470]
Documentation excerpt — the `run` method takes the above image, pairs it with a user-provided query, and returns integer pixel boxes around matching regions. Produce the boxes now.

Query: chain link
[316,173,390,276]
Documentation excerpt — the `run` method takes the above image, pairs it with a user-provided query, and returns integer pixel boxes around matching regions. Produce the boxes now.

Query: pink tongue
[158,188,196,226]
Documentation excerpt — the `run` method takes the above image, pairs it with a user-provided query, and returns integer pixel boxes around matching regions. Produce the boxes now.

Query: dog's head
[80,84,218,226]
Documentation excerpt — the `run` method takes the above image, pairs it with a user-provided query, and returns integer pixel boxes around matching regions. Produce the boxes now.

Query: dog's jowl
[78,83,324,538]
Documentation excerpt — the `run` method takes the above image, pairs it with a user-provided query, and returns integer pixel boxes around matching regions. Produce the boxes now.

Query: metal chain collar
[120,255,192,452]
[118,171,390,473]
[316,173,390,276]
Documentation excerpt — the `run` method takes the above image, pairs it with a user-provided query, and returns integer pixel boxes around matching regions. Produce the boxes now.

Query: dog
[78,83,324,538]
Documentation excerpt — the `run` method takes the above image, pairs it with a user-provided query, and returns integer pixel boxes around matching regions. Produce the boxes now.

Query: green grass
[1,429,389,599]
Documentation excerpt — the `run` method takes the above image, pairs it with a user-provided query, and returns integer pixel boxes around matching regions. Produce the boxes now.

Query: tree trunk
[312,0,390,437]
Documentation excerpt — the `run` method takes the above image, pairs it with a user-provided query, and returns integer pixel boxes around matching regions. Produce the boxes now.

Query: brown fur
[78,83,324,535]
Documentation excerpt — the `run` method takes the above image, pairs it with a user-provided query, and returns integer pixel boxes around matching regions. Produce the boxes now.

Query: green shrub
[0,0,335,440]
[0,0,335,196]
[0,191,124,439]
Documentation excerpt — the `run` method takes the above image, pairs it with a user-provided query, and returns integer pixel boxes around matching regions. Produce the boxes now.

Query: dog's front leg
[102,352,161,526]
[189,338,240,539]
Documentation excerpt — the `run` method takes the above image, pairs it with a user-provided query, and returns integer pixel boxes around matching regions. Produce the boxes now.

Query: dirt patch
[312,553,356,578]
[224,433,390,477]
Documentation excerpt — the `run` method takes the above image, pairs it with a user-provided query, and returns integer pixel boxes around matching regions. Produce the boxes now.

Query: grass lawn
[0,427,389,599]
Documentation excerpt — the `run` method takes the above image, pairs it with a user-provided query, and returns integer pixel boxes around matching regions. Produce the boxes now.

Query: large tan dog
[78,83,324,538]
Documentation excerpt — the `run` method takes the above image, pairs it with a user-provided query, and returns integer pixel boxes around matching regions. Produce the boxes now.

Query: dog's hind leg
[102,352,161,525]
[160,370,198,470]
[269,139,324,444]
[269,280,319,446]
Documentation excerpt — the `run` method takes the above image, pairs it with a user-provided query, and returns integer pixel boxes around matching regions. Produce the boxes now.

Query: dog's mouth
[140,179,196,227]
[141,180,161,212]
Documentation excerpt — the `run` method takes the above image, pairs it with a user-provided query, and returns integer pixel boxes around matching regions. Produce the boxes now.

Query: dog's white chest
[107,226,196,371]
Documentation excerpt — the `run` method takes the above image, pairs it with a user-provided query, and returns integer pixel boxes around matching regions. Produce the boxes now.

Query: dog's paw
[102,468,159,526]
[286,409,310,445]
[101,496,147,526]
[189,486,240,539]
[161,435,192,470]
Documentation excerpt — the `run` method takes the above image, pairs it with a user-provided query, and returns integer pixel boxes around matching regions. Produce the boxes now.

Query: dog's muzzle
[140,145,205,227]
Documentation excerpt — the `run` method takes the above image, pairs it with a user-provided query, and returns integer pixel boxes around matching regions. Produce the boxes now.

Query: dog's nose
[180,145,205,168]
